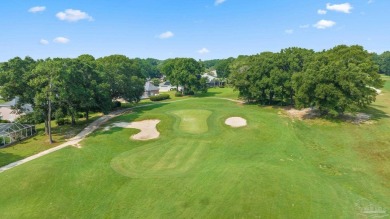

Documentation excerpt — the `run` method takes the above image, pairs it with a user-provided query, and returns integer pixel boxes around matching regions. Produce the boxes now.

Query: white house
[0,98,33,122]
[202,72,222,87]
[159,81,183,92]
[141,81,160,99]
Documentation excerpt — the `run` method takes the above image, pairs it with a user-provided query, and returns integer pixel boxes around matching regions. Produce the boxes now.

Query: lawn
[0,113,102,167]
[0,84,389,218]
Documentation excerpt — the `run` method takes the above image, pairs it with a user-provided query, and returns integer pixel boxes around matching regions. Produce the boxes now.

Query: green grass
[0,84,389,218]
[0,113,102,166]
[0,99,5,104]
[171,109,212,134]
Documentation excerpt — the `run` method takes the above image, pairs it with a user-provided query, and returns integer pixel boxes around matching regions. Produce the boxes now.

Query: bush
[185,90,195,95]
[56,118,70,126]
[112,101,121,108]
[175,92,183,97]
[0,119,10,123]
[77,113,84,118]
[150,94,170,101]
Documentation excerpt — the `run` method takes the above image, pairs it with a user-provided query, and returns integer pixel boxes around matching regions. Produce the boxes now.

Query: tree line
[373,51,390,75]
[229,45,384,116]
[0,55,147,143]
[0,55,208,143]
[0,45,386,143]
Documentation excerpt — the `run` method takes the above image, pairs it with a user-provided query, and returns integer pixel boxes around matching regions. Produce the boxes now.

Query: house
[202,73,221,87]
[159,81,183,92]
[0,98,33,122]
[141,81,160,99]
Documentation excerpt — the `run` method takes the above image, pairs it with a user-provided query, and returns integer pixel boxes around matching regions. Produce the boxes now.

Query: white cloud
[317,9,327,15]
[313,20,336,29]
[28,6,46,13]
[368,0,374,4]
[158,31,174,39]
[56,9,93,22]
[326,3,353,13]
[40,39,49,45]
[299,24,310,29]
[198,48,210,54]
[285,29,294,34]
[53,37,70,44]
[215,0,226,6]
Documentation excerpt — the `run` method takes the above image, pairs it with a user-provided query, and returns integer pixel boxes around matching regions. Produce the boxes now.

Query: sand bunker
[106,120,160,140]
[225,117,247,127]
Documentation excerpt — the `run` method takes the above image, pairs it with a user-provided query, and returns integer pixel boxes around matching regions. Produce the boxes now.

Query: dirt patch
[107,120,160,140]
[225,117,247,128]
[341,113,372,124]
[285,108,320,120]
[284,108,371,124]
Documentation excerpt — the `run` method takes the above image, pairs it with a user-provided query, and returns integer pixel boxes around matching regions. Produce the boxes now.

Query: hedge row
[150,94,170,101]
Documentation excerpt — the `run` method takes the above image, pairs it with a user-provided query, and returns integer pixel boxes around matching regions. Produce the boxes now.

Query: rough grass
[0,84,389,218]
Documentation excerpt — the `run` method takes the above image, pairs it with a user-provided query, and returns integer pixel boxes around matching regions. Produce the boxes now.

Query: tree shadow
[273,104,390,123]
[0,151,24,167]
[361,106,390,121]
[194,91,222,98]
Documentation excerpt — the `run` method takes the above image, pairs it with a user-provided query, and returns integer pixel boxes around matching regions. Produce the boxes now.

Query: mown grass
[0,84,389,218]
[0,113,102,166]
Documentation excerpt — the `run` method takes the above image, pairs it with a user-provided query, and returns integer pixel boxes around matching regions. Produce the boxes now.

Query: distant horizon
[1,43,386,63]
[1,0,389,62]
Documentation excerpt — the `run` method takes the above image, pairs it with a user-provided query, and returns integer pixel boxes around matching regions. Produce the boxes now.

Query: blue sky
[0,0,389,61]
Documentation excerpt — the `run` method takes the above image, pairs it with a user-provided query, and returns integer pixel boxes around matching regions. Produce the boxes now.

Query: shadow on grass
[270,104,390,124]
[194,91,223,98]
[0,151,24,167]
[362,106,390,121]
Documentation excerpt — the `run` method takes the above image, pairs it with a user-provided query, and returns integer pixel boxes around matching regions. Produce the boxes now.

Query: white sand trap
[108,120,160,140]
[225,117,247,128]
[368,86,382,95]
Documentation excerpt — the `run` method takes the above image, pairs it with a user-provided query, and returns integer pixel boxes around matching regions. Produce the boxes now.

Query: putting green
[111,139,209,178]
[171,109,212,134]
[0,84,390,218]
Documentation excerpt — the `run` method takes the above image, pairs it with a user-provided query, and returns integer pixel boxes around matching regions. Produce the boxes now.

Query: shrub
[56,118,70,126]
[77,113,84,118]
[112,101,121,108]
[185,90,195,95]
[150,94,170,101]
[175,92,183,97]
[0,119,10,123]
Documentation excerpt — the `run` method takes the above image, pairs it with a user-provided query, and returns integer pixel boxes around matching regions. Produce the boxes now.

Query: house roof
[144,81,159,91]
[0,98,18,107]
[159,81,171,87]
[202,73,217,82]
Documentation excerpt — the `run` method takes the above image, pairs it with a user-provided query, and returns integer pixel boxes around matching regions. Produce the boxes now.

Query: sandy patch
[225,117,247,127]
[342,113,372,124]
[285,107,372,124]
[285,108,320,120]
[368,86,382,95]
[106,120,160,140]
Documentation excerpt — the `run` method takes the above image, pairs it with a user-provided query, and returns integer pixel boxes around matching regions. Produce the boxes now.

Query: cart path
[0,97,243,173]
[0,108,137,173]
